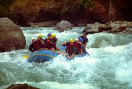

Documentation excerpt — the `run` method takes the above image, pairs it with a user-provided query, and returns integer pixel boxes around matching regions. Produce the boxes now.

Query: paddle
[59,46,66,51]
[24,55,29,59]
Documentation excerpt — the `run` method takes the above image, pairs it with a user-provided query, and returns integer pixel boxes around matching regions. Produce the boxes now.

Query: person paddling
[44,33,59,51]
[79,32,88,54]
[29,34,45,52]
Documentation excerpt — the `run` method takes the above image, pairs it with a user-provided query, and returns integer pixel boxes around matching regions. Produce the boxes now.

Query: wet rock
[124,27,132,33]
[0,18,26,52]
[98,23,112,32]
[83,23,99,33]
[55,20,73,32]
[121,22,132,33]
[6,84,39,89]
[84,23,109,34]
[127,22,132,28]
[83,21,132,34]
[97,21,128,33]
[109,21,127,32]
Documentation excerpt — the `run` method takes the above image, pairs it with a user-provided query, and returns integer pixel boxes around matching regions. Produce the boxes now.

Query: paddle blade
[24,55,29,59]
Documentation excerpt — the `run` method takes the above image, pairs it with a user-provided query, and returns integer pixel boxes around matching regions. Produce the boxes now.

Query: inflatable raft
[27,46,89,63]
[28,50,58,63]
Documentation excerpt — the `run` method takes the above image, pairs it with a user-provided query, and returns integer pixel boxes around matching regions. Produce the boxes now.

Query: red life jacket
[50,37,57,49]
[63,42,74,56]
[73,41,82,54]
[29,39,44,52]
[44,38,54,50]
[44,37,58,50]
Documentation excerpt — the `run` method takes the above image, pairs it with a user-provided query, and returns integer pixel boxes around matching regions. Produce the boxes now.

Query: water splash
[0,27,132,89]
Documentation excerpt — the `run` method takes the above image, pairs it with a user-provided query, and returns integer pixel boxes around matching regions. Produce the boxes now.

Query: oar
[60,46,66,51]
[24,55,29,59]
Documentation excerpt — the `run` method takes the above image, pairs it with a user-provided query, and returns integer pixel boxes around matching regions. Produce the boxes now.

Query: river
[0,27,132,89]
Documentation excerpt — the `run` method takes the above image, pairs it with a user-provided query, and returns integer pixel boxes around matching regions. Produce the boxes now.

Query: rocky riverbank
[84,21,132,34]
[28,20,132,34]
[1,0,132,26]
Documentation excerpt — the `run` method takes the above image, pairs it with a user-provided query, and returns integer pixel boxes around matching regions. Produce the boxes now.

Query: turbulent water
[0,27,132,89]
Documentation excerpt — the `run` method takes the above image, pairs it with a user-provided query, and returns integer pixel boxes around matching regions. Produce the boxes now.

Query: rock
[55,20,73,32]
[97,21,127,33]
[0,18,26,52]
[6,84,39,89]
[98,23,112,32]
[109,21,127,32]
[29,20,57,27]
[83,21,132,34]
[127,22,132,27]
[9,0,132,26]
[82,23,101,34]
[84,23,110,33]
[124,28,132,33]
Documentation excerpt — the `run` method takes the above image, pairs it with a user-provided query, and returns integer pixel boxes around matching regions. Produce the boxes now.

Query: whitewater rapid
[0,27,132,89]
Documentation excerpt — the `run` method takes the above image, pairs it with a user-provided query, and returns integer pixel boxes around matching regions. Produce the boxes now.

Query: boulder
[109,21,127,32]
[6,84,39,89]
[84,23,99,33]
[55,20,73,32]
[0,18,26,52]
[123,27,132,33]
[83,23,105,34]
[29,20,57,27]
[127,22,132,27]
[98,23,113,32]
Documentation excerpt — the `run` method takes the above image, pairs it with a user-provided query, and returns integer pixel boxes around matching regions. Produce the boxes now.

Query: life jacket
[50,37,58,50]
[73,41,82,54]
[29,39,45,52]
[44,38,57,50]
[63,42,74,56]
[50,37,57,43]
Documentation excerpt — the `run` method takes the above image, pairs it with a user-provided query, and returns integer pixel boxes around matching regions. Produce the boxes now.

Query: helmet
[47,33,51,37]
[38,34,43,38]
[69,38,74,43]
[51,33,56,38]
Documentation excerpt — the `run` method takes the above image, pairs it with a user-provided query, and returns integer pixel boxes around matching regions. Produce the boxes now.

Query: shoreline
[19,20,132,34]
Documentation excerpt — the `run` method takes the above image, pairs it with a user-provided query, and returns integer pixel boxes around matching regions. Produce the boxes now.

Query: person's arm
[29,44,34,52]
[40,39,45,44]
[67,53,75,59]
[56,47,60,50]
[62,42,66,46]
[52,42,59,50]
